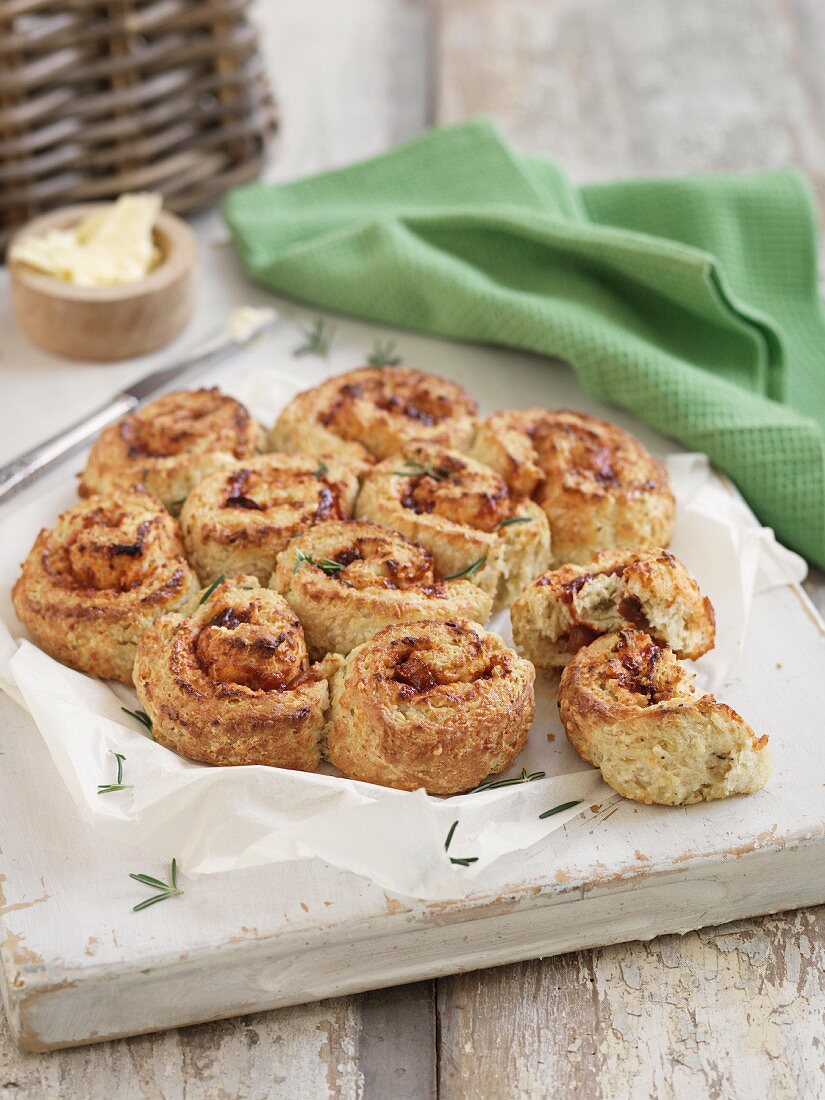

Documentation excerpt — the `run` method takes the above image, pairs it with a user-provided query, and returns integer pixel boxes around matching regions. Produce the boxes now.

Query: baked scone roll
[79,388,262,510]
[271,520,493,658]
[12,490,200,684]
[271,366,478,468]
[355,442,551,611]
[133,576,334,769]
[326,619,535,794]
[512,548,715,672]
[180,454,360,585]
[558,629,772,805]
[471,409,674,564]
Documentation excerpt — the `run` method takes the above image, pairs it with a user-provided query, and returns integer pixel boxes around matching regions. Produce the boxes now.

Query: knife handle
[0,394,137,507]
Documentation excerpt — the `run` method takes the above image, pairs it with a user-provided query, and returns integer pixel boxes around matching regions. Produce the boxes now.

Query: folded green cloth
[224,119,825,568]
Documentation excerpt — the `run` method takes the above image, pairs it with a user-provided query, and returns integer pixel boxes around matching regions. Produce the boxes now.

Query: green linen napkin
[224,119,825,569]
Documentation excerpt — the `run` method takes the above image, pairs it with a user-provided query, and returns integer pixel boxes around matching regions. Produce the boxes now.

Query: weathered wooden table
[2,1,824,1095]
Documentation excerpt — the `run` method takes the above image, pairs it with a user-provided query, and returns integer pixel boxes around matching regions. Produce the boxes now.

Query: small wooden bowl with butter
[8,198,197,362]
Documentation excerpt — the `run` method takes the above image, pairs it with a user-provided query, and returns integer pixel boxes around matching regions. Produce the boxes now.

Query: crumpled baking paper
[0,375,806,899]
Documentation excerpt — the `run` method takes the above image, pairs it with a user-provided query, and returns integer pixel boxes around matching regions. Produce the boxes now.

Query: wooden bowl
[8,204,198,362]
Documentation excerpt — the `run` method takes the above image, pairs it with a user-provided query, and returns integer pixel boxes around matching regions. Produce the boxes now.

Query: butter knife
[0,307,277,506]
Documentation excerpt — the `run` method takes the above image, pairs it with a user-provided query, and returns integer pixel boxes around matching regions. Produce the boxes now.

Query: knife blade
[0,307,278,507]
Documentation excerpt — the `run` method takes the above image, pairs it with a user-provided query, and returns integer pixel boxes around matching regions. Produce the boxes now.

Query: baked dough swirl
[512,548,715,672]
[271,366,478,468]
[355,442,551,610]
[471,409,674,564]
[133,576,333,769]
[180,454,360,585]
[326,619,535,794]
[12,490,200,684]
[271,520,493,658]
[79,388,262,510]
[558,629,772,805]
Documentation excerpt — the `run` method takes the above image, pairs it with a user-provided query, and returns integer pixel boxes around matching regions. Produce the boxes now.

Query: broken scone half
[558,629,772,805]
[511,548,715,672]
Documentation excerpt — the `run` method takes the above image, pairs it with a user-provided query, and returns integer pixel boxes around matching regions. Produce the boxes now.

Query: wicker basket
[0,0,278,249]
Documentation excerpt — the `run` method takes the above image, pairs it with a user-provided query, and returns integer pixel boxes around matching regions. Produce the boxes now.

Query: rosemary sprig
[367,338,402,367]
[98,750,133,795]
[496,516,532,530]
[293,317,335,359]
[392,462,452,481]
[121,707,153,734]
[444,820,478,867]
[468,767,546,794]
[314,460,329,478]
[130,859,183,912]
[444,556,487,581]
[293,550,344,575]
[538,799,583,820]
[198,574,226,606]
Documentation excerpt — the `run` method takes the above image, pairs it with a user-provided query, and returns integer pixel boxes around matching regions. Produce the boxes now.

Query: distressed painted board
[1,247,825,1050]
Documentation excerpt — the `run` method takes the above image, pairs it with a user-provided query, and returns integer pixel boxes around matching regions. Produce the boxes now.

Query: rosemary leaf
[444,556,487,581]
[294,550,343,575]
[367,338,402,367]
[121,708,153,734]
[97,784,133,795]
[133,892,175,912]
[393,462,451,481]
[293,317,335,359]
[314,461,329,478]
[198,574,226,606]
[468,768,546,794]
[444,819,458,852]
[496,516,532,530]
[449,857,479,867]
[538,799,583,820]
[130,860,184,913]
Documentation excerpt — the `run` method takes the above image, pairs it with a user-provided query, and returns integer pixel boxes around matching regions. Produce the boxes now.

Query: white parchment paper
[0,370,806,899]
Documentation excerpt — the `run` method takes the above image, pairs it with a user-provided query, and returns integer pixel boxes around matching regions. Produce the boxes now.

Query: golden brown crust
[180,454,360,584]
[133,575,334,769]
[326,619,535,794]
[471,409,674,564]
[271,520,493,658]
[511,548,715,671]
[12,490,200,683]
[558,630,772,805]
[270,366,478,467]
[79,388,263,509]
[354,441,551,611]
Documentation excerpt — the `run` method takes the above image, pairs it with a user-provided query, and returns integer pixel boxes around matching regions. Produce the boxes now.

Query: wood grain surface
[3,0,825,1096]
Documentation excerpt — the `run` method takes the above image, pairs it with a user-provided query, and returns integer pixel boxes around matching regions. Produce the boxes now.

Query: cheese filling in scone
[355,441,551,611]
[470,408,674,565]
[272,520,493,658]
[270,365,478,469]
[180,453,360,585]
[558,629,772,805]
[79,388,263,510]
[325,619,535,795]
[512,548,715,671]
[12,490,200,684]
[133,576,337,770]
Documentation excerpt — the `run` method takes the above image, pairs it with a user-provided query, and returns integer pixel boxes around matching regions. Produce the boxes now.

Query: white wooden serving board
[2,243,825,1052]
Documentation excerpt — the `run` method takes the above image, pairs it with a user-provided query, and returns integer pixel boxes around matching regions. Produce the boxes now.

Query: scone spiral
[271,366,478,467]
[180,453,360,585]
[558,629,772,805]
[272,520,493,658]
[79,388,262,510]
[12,490,200,684]
[355,441,551,610]
[512,548,715,672]
[326,619,535,794]
[471,409,674,564]
[133,576,333,769]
